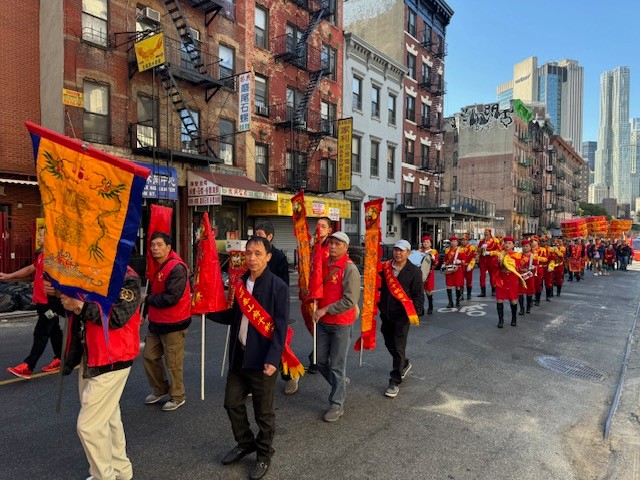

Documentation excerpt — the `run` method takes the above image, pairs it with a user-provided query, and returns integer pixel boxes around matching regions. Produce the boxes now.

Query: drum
[441,265,457,274]
[521,271,533,280]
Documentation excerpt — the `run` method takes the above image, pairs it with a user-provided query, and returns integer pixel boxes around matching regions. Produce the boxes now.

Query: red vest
[319,254,357,326]
[148,252,191,324]
[33,252,47,304]
[85,267,141,367]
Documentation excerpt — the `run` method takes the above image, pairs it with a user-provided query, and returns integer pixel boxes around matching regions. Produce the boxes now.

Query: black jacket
[207,268,289,370]
[268,247,290,285]
[378,261,425,320]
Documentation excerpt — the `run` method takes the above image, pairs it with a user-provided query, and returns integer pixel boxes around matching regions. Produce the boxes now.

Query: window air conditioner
[141,7,161,23]
[546,203,553,210]
[189,27,200,42]
[546,185,553,191]
[256,104,269,116]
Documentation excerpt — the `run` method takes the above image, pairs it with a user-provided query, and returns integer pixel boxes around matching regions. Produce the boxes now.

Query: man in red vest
[60,266,142,480]
[312,231,361,423]
[142,232,191,412]
[378,239,424,398]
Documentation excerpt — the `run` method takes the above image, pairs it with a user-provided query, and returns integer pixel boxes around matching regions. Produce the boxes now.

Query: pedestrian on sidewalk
[60,266,142,480]
[313,231,361,423]
[3,226,63,378]
[378,240,424,398]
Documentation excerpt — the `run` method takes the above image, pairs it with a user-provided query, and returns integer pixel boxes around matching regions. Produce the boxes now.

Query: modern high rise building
[581,141,597,171]
[631,118,640,204]
[497,57,584,148]
[592,66,631,204]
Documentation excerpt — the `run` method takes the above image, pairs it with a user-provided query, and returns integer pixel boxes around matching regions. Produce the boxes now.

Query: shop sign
[188,195,222,206]
[238,72,251,132]
[62,89,83,108]
[134,33,166,73]
[220,185,277,201]
[336,118,353,191]
[329,207,340,221]
[312,201,326,215]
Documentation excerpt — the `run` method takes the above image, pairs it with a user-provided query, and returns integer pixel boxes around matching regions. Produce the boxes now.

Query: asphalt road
[1,265,639,480]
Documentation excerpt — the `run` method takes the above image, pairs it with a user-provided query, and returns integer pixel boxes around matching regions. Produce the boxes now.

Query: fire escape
[273,0,334,191]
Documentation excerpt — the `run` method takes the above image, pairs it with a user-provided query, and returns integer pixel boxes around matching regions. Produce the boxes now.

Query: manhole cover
[535,355,606,381]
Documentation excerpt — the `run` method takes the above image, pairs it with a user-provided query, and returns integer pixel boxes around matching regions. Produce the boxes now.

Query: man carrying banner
[60,265,142,480]
[142,232,191,412]
[312,231,361,423]
[208,236,291,480]
[378,240,424,398]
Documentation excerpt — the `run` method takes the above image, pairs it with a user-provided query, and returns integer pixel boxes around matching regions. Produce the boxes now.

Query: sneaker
[284,377,299,395]
[145,392,170,405]
[307,363,318,374]
[401,362,412,379]
[41,358,61,373]
[323,407,344,422]
[7,362,32,379]
[385,385,399,398]
[162,399,186,411]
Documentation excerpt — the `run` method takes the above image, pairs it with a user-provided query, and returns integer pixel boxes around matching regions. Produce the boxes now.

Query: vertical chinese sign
[238,72,251,132]
[336,118,352,191]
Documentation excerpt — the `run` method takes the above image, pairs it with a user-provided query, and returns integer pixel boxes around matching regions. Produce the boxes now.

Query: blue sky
[443,0,639,143]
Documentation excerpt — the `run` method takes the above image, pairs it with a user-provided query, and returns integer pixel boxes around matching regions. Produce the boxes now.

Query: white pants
[77,365,133,480]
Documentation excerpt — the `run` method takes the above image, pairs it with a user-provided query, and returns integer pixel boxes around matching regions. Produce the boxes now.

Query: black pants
[24,304,63,371]
[380,315,410,387]
[224,343,278,461]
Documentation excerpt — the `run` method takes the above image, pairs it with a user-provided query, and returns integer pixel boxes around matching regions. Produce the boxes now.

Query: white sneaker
[162,399,186,411]
[284,377,299,395]
[145,393,170,405]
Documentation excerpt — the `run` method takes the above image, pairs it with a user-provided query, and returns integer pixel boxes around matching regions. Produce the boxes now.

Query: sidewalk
[0,310,37,322]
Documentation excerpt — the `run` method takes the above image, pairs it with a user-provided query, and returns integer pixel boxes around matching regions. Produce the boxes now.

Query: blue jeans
[316,322,352,409]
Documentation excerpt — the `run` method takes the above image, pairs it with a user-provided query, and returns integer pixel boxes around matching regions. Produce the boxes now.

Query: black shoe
[446,301,454,308]
[250,460,270,480]
[222,446,256,465]
[478,287,486,297]
[519,307,525,315]
[511,318,517,326]
[307,364,318,374]
[497,319,504,328]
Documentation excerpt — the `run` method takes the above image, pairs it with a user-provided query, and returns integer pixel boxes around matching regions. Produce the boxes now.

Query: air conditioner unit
[546,185,553,191]
[256,104,269,116]
[141,7,161,23]
[546,203,554,210]
[188,27,200,42]
[387,225,398,234]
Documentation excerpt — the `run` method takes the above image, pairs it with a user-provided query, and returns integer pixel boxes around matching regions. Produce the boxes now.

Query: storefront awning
[247,193,351,220]
[136,162,178,200]
[0,178,38,186]
[188,170,277,203]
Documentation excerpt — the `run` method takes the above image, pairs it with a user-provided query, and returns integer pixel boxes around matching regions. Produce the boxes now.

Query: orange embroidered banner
[191,212,227,314]
[381,260,419,325]
[291,190,311,300]
[235,281,304,379]
[355,198,383,351]
[227,250,247,308]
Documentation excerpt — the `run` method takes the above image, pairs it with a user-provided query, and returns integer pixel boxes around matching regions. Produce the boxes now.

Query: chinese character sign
[238,72,251,132]
[134,33,166,73]
[336,118,352,191]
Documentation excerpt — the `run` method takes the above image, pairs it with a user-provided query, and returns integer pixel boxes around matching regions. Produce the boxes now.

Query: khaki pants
[77,366,133,480]
[143,329,187,402]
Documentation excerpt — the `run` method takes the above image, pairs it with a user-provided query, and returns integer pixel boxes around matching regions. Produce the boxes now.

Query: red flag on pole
[191,212,227,314]
[146,204,173,280]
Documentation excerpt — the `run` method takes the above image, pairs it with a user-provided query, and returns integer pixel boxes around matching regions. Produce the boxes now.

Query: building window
[419,183,427,197]
[286,87,304,122]
[83,80,110,144]
[255,5,268,48]
[180,108,199,154]
[407,8,416,37]
[181,28,201,71]
[82,0,108,47]
[371,86,380,118]
[386,201,394,233]
[220,118,235,165]
[352,136,361,173]
[221,0,236,20]
[135,11,156,36]
[352,77,362,110]
[435,111,441,129]
[285,23,306,68]
[452,151,458,167]
[421,144,430,169]
[452,175,458,191]
[388,94,397,125]
[405,138,414,164]
[345,201,360,243]
[255,75,268,115]
[421,63,430,85]
[322,44,337,81]
[370,140,379,177]
[136,95,157,147]
[422,25,431,45]
[387,145,395,180]
[219,44,234,78]
[420,103,430,127]
[404,181,413,205]
[255,143,269,184]
[435,148,441,170]
[320,157,336,192]
[321,100,337,136]
[407,53,416,79]
[405,96,415,122]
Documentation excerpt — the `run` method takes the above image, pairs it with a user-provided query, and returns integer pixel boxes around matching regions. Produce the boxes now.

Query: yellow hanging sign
[134,33,166,73]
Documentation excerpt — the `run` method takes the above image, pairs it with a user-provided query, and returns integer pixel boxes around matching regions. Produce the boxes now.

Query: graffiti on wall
[459,103,514,132]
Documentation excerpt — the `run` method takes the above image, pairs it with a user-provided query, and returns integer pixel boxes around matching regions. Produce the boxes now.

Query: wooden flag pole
[220,325,231,377]
[201,314,205,400]
[55,312,69,413]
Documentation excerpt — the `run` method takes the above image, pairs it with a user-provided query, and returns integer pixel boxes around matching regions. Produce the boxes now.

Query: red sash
[235,280,304,379]
[382,261,419,325]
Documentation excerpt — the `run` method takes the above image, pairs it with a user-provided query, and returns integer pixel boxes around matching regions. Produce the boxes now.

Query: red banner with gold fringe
[291,191,312,300]
[191,212,227,314]
[355,198,383,351]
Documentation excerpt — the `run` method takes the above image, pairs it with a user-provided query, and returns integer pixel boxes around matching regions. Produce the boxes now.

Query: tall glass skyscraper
[581,141,597,171]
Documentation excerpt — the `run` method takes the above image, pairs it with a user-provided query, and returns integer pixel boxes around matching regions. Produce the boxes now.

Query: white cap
[329,231,350,245]
[394,239,411,251]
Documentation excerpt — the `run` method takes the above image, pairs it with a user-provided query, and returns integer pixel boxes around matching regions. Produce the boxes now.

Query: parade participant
[593,238,605,275]
[531,236,546,306]
[60,266,142,480]
[543,237,557,301]
[477,229,500,297]
[378,240,424,398]
[567,238,584,282]
[459,234,477,300]
[441,236,464,308]
[581,238,590,276]
[3,226,63,378]
[492,237,525,328]
[517,240,537,314]
[604,242,616,275]
[254,221,297,396]
[619,239,631,270]
[551,237,566,296]
[209,236,289,480]
[419,235,438,314]
[302,216,332,374]
[142,232,191,412]
[313,231,361,423]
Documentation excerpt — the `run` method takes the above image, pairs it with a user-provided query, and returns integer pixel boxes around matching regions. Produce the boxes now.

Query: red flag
[307,224,324,300]
[191,212,227,314]
[146,204,173,280]
[291,190,311,300]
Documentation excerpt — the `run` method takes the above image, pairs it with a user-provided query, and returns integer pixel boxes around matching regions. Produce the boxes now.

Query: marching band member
[517,240,537,315]
[477,229,499,297]
[419,236,439,314]
[551,237,566,297]
[441,237,464,308]
[491,237,526,328]
[459,234,477,300]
